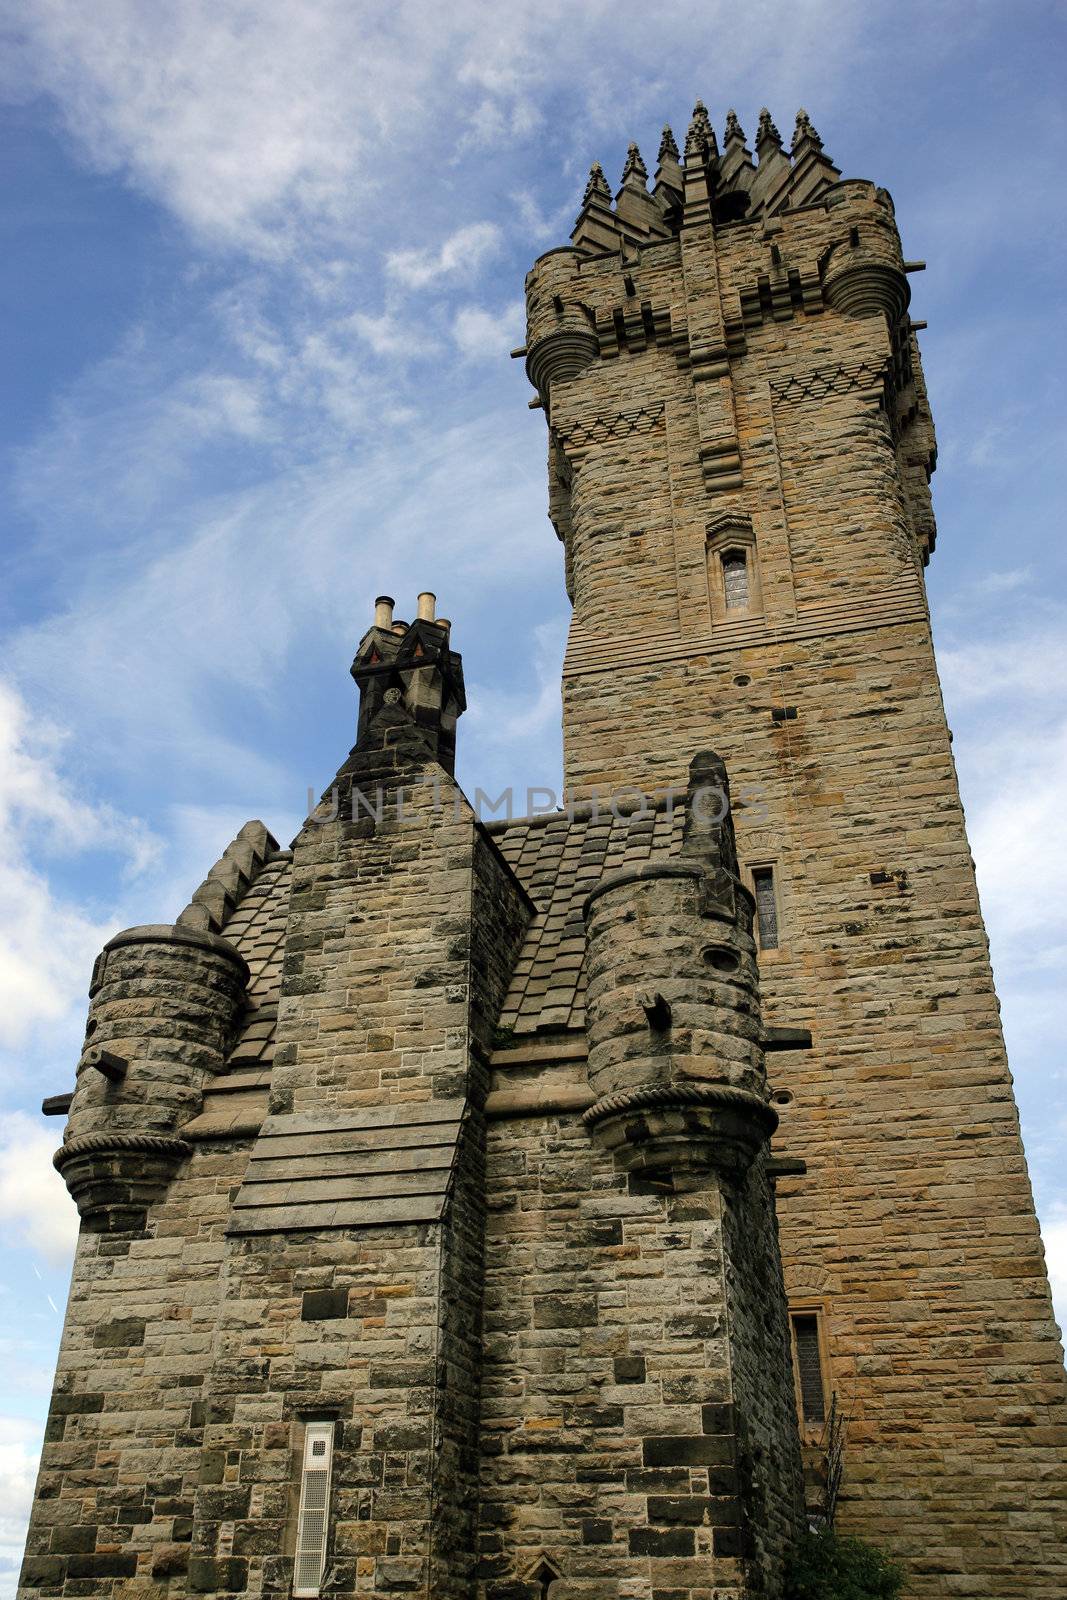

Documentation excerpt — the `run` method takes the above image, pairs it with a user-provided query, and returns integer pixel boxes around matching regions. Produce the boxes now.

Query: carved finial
[724,109,746,145]
[622,142,648,184]
[658,125,679,163]
[757,108,782,150]
[692,98,719,157]
[792,107,823,151]
[685,111,708,163]
[582,162,612,205]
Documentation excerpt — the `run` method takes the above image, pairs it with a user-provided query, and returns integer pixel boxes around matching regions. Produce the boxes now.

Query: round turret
[524,248,598,412]
[822,180,910,324]
[580,755,777,1181]
[55,923,247,1231]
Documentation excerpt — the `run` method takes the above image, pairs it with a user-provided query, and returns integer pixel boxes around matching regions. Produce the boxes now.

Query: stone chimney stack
[350,590,466,774]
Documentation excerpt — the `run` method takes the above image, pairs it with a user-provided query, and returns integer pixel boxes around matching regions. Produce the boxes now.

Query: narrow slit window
[791,1312,826,1426]
[721,550,750,612]
[752,867,779,950]
[293,1422,334,1597]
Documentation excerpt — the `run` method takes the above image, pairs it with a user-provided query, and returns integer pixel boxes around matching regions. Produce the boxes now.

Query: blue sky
[1,0,1065,1585]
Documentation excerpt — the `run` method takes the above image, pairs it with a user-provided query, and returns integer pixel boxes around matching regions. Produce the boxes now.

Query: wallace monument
[19,102,1067,1599]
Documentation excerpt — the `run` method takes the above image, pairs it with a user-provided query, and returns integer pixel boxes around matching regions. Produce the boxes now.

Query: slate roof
[220,851,290,1064]
[181,850,291,1140]
[203,803,686,1093]
[490,802,685,1035]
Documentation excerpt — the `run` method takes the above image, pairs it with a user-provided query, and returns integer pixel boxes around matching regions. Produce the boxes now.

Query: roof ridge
[176,819,281,936]
[483,790,686,835]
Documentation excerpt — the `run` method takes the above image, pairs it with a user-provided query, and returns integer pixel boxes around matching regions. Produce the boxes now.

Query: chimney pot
[417,591,437,622]
[374,595,395,629]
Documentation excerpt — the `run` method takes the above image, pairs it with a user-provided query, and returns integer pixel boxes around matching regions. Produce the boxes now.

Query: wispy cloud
[386,222,503,289]
[452,300,525,363]
[11,0,912,259]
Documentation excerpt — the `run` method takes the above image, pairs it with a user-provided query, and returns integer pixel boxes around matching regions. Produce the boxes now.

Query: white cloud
[1042,1206,1067,1346]
[463,616,566,801]
[349,310,429,359]
[385,222,503,290]
[938,619,1067,709]
[0,682,158,870]
[12,333,273,531]
[0,1115,77,1267]
[0,856,114,1050]
[0,681,164,1049]
[0,1415,45,1596]
[453,301,525,363]
[936,615,1067,956]
[965,722,1067,949]
[10,402,551,801]
[510,188,575,243]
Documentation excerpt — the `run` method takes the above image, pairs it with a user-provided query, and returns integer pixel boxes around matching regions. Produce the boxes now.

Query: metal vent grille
[293,1423,334,1596]
[722,551,750,611]
[753,867,779,950]
[792,1313,826,1425]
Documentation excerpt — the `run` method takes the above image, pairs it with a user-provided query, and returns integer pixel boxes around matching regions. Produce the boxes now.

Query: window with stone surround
[789,1309,828,1431]
[751,865,780,950]
[706,512,762,624]
[293,1421,335,1597]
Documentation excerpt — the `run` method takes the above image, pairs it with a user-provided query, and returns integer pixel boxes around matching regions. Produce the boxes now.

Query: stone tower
[18,103,1067,1600]
[521,102,1067,1591]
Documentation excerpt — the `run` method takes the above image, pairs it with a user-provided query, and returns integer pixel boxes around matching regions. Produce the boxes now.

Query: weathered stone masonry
[20,99,1067,1600]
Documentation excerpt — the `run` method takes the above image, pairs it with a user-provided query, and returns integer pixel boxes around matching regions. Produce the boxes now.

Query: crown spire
[658,125,679,164]
[621,141,648,184]
[581,161,612,206]
[792,107,823,152]
[724,108,746,146]
[685,105,709,163]
[691,98,719,158]
[572,160,621,255]
[653,124,684,222]
[756,107,782,152]
[616,138,671,240]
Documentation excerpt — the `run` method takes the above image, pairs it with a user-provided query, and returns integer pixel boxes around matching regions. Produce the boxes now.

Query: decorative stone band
[552,400,664,458]
[54,1133,192,1234]
[581,1081,778,1180]
[562,567,929,679]
[769,358,888,409]
[54,1132,193,1165]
